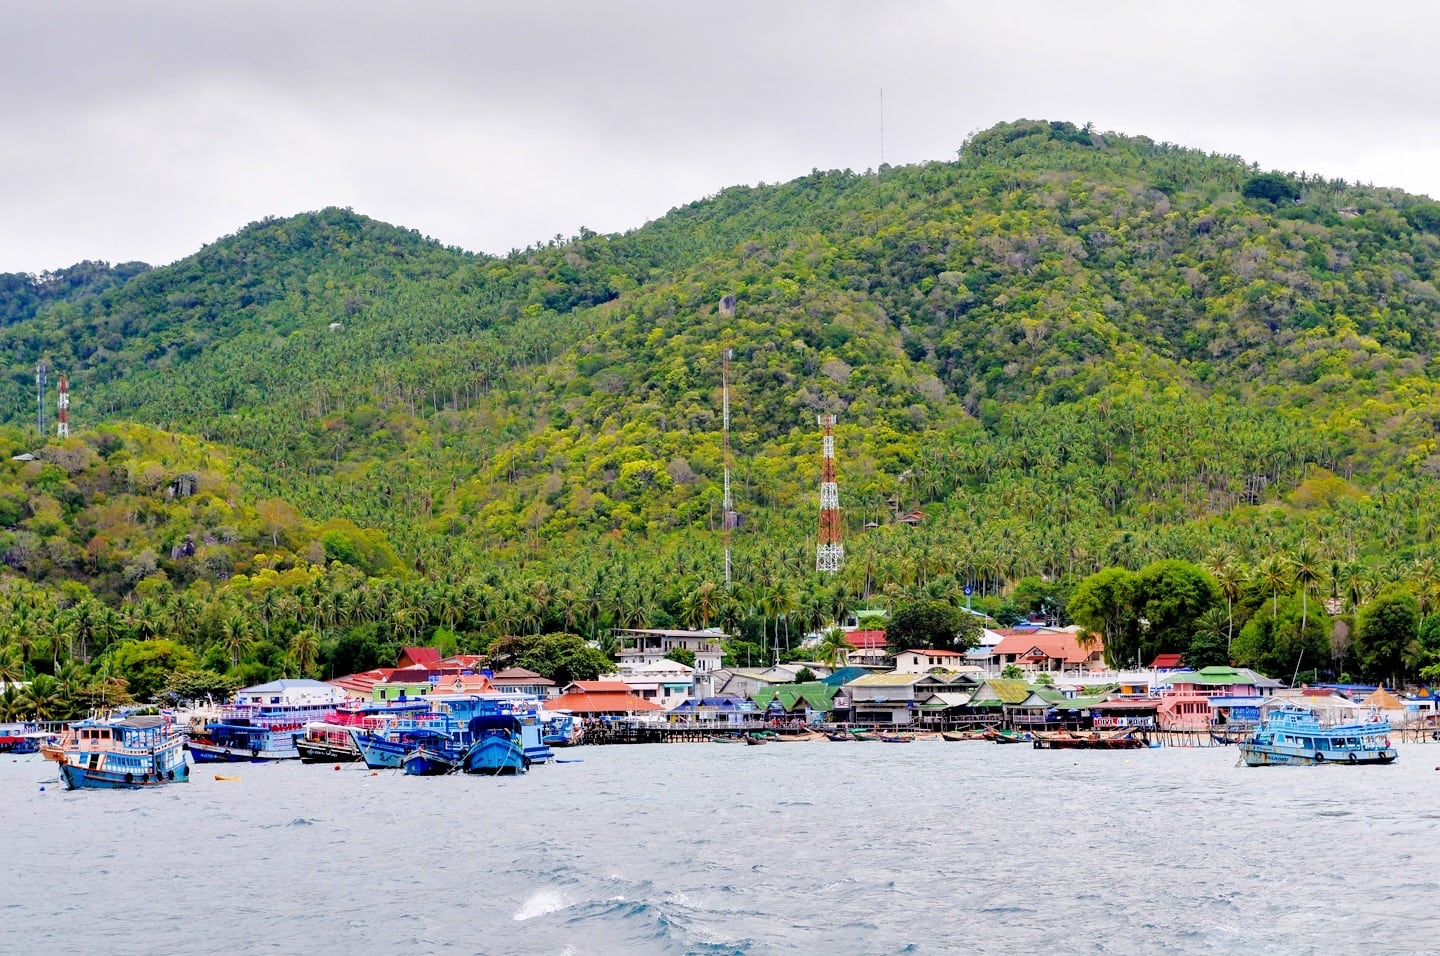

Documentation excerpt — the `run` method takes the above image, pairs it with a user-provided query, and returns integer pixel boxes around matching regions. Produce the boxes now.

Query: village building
[989,629,1104,674]
[894,648,973,674]
[488,667,557,698]
[547,680,663,716]
[616,657,696,710]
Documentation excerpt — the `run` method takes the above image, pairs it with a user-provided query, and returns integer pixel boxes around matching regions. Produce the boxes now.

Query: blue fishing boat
[354,723,456,770]
[49,714,190,790]
[461,715,527,775]
[1239,702,1398,766]
[401,741,464,776]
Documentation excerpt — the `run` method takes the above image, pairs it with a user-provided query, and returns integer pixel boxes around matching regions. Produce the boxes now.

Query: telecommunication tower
[36,361,48,439]
[816,414,844,573]
[718,295,738,585]
[57,375,70,438]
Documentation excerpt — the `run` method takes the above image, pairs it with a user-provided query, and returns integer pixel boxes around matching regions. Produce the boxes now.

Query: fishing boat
[1238,702,1398,766]
[985,728,1031,744]
[401,741,463,776]
[879,734,914,743]
[744,734,766,745]
[941,730,988,742]
[354,725,455,769]
[824,731,852,742]
[48,714,189,790]
[460,715,527,775]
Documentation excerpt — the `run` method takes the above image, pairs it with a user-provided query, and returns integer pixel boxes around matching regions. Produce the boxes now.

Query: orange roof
[992,631,1100,665]
[547,689,662,713]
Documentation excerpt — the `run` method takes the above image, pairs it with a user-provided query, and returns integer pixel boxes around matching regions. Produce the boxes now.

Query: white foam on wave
[514,888,568,921]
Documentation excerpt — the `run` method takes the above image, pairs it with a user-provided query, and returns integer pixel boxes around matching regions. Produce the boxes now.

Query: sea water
[4,741,1438,955]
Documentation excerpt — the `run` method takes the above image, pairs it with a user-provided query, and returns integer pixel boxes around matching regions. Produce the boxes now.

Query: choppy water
[4,740,1439,955]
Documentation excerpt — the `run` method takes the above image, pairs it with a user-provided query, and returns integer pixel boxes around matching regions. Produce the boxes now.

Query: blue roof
[820,667,872,687]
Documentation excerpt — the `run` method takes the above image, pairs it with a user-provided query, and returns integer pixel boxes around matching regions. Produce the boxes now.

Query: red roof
[547,689,662,714]
[992,631,1100,665]
[1150,653,1184,669]
[329,668,393,696]
[398,646,442,669]
[845,630,887,650]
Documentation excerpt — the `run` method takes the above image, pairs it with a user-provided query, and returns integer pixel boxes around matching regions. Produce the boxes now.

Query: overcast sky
[3,1,1437,274]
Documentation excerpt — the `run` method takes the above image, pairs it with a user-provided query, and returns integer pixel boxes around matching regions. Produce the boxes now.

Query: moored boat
[402,742,463,776]
[1239,702,1398,766]
[49,714,189,790]
[460,715,527,775]
[985,728,1031,744]
[1031,729,1147,750]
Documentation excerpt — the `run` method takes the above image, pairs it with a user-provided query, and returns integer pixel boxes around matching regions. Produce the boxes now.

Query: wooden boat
[825,732,852,742]
[401,742,462,776]
[1031,729,1147,750]
[941,730,987,742]
[985,728,1031,744]
[710,734,742,743]
[49,714,190,790]
[1239,703,1398,766]
[879,734,913,743]
[743,734,766,745]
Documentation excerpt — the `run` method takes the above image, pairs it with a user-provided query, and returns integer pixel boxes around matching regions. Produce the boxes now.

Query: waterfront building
[617,658,696,710]
[548,680,664,717]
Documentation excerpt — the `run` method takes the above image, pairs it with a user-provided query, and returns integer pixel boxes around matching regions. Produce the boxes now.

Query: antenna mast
[57,375,70,438]
[718,296,738,585]
[816,414,844,573]
[36,361,48,440]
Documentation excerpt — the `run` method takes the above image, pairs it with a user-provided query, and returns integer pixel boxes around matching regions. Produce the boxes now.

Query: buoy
[38,785,45,792]
[334,765,341,771]
[369,771,378,776]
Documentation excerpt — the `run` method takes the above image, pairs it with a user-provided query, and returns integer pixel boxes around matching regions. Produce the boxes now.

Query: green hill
[3,119,1440,702]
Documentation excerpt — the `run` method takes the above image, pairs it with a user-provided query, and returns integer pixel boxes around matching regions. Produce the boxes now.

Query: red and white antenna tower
[816,414,843,573]
[57,375,70,438]
[718,295,738,585]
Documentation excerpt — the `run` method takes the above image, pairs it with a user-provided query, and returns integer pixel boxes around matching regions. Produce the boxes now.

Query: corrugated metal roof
[846,673,930,687]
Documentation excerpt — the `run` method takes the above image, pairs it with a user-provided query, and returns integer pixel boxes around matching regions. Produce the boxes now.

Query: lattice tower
[816,414,844,573]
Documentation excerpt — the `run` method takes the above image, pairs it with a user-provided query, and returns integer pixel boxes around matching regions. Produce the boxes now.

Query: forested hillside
[3,119,1440,712]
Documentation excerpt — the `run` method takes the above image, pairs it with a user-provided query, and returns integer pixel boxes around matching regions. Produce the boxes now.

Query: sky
[3,0,1438,275]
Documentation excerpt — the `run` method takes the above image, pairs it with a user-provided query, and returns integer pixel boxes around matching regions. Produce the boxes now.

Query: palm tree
[1290,546,1323,640]
[815,627,851,670]
[1258,556,1291,618]
[289,628,320,677]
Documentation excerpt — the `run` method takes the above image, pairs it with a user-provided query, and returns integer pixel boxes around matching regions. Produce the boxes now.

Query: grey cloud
[2,0,1437,272]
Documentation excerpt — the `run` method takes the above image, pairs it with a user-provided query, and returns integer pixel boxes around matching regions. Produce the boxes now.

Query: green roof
[984,678,1034,705]
[753,682,838,712]
[1163,667,1254,686]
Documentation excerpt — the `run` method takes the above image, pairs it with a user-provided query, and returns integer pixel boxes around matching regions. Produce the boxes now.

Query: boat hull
[462,736,527,775]
[1238,745,1398,766]
[295,738,361,763]
[401,746,460,776]
[186,740,298,763]
[60,761,190,790]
